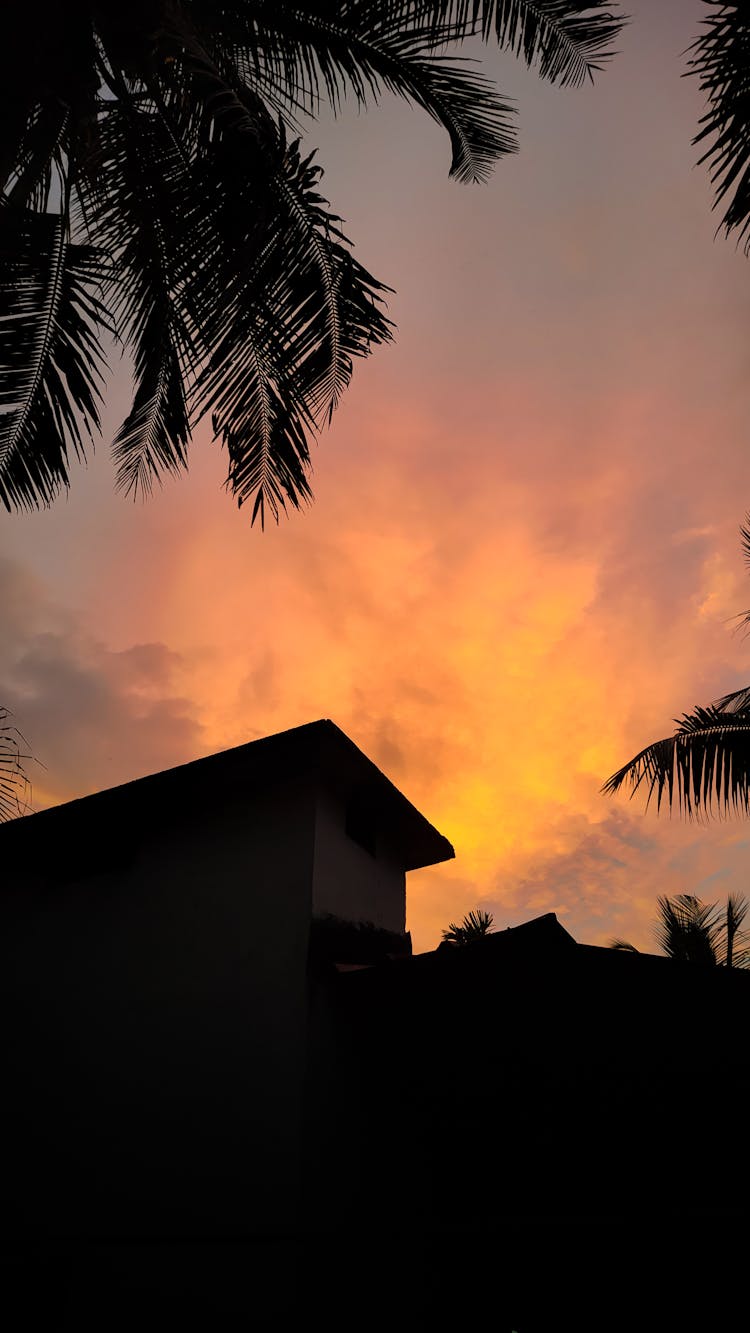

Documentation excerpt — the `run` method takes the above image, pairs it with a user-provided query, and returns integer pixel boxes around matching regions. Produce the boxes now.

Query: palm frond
[364,41,516,182]
[178,48,391,522]
[91,104,196,497]
[725,890,749,931]
[465,907,495,934]
[423,1,626,87]
[740,513,750,570]
[0,0,624,519]
[442,919,466,943]
[0,1,95,190]
[0,200,110,512]
[734,514,750,633]
[722,891,750,967]
[654,893,722,964]
[224,3,517,181]
[602,696,750,818]
[611,893,750,968]
[442,907,495,943]
[0,708,31,822]
[2,103,68,212]
[92,23,392,522]
[688,1,750,252]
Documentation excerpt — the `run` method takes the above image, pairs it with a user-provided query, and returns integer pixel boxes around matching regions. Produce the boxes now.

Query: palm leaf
[91,104,197,497]
[0,200,109,511]
[442,919,467,943]
[92,27,391,522]
[0,1,95,191]
[0,707,31,822]
[177,47,391,521]
[733,513,750,633]
[464,907,495,935]
[653,893,722,964]
[0,1,624,516]
[224,2,517,181]
[3,103,68,213]
[725,890,749,932]
[442,907,495,943]
[605,516,750,819]
[602,695,750,818]
[722,891,750,967]
[688,1,750,252]
[611,893,750,967]
[423,1,625,87]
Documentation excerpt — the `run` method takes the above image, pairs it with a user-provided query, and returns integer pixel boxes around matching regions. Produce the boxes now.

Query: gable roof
[0,718,455,874]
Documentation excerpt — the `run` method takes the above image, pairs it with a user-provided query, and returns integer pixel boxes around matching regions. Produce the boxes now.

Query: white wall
[311,784,406,934]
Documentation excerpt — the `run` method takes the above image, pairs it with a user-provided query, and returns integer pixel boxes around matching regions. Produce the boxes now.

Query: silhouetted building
[1,721,748,1329]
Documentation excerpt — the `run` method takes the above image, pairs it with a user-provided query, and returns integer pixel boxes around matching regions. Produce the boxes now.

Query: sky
[2,0,750,953]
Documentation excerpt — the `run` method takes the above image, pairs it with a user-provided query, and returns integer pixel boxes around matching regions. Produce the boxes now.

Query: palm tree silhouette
[0,3,622,521]
[610,892,750,968]
[604,520,750,817]
[442,908,495,944]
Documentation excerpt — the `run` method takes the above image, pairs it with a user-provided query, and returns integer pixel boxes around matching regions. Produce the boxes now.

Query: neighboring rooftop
[330,911,750,992]
[0,718,455,874]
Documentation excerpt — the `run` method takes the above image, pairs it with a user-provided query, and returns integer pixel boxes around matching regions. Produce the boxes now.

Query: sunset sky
[2,0,750,952]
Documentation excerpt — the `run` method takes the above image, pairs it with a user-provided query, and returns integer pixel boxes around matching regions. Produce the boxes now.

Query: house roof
[331,910,750,994]
[0,718,455,874]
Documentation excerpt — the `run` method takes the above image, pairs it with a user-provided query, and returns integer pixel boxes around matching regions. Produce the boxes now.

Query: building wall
[310,784,406,934]
[0,774,318,1242]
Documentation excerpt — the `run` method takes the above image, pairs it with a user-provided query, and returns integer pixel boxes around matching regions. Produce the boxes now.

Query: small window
[345,801,376,857]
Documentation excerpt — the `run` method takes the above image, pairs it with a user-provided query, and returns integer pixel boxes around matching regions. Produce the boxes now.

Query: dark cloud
[0,557,62,651]
[506,811,657,920]
[0,562,205,808]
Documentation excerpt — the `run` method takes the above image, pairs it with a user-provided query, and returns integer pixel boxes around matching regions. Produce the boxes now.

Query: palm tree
[0,2,623,524]
[689,1,750,254]
[0,707,31,823]
[442,907,495,944]
[603,519,750,816]
[610,892,750,968]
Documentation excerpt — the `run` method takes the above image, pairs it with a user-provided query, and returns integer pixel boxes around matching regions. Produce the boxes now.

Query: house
[0,720,452,1241]
[1,720,748,1329]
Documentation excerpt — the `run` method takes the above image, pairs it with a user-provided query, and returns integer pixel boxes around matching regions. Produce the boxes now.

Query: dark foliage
[604,517,750,817]
[442,906,495,943]
[610,891,750,967]
[309,911,412,965]
[0,707,31,822]
[0,2,623,521]
[689,2,750,252]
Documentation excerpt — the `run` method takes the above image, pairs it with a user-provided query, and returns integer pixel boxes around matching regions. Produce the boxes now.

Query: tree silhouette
[0,708,31,823]
[442,907,495,944]
[689,1,750,254]
[0,2,623,522]
[604,519,750,817]
[610,892,750,968]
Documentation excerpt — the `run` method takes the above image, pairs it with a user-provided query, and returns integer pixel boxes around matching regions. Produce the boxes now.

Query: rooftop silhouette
[1,720,746,1329]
